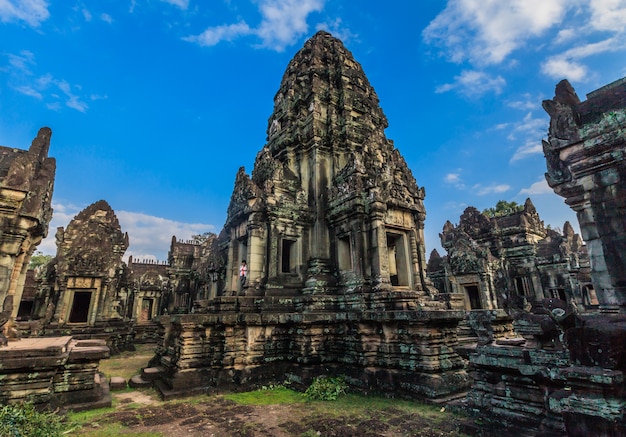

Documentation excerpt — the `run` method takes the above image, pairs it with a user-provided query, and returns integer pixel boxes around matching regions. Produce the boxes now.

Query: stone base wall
[42,319,135,354]
[151,293,470,401]
[464,323,626,436]
[0,336,111,411]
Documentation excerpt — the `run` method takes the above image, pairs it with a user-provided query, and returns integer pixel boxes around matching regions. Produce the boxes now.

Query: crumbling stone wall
[543,77,626,311]
[0,128,55,343]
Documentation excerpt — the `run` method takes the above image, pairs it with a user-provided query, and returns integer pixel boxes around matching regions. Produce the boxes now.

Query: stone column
[246,213,267,294]
[370,201,391,291]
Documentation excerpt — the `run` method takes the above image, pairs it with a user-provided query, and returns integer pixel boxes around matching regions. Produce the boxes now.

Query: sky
[1,0,625,262]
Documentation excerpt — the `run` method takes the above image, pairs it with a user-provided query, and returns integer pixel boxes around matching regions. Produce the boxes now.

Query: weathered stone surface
[461,77,626,437]
[0,336,110,410]
[35,200,134,351]
[430,200,590,313]
[150,31,469,402]
[109,376,127,390]
[543,77,626,311]
[0,128,55,342]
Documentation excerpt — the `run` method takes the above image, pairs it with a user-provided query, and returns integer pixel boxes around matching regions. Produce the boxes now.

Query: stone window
[337,235,352,271]
[515,276,534,297]
[386,232,409,287]
[69,290,93,323]
[281,238,297,274]
[549,288,566,301]
[582,284,599,307]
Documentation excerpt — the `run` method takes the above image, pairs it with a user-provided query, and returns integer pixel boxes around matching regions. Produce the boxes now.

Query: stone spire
[264,30,387,157]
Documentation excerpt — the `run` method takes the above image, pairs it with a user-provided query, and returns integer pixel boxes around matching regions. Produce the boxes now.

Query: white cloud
[541,57,587,82]
[554,28,576,45]
[38,202,216,262]
[472,183,511,196]
[445,173,461,183]
[589,0,626,32]
[256,0,324,51]
[507,93,538,111]
[444,171,466,190]
[100,13,113,24]
[82,8,92,22]
[160,0,189,10]
[3,52,90,113]
[518,178,553,196]
[435,70,505,96]
[117,210,214,261]
[14,85,42,99]
[0,0,49,26]
[510,139,543,162]
[315,18,356,44]
[184,22,252,47]
[423,0,569,65]
[184,0,324,51]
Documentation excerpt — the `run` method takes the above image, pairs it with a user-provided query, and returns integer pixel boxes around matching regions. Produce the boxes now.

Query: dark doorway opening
[69,291,92,323]
[465,285,482,309]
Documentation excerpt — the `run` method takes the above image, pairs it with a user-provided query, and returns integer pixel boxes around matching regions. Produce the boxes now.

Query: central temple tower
[224,31,432,296]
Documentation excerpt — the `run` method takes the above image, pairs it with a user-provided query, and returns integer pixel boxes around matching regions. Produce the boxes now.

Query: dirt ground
[74,389,482,437]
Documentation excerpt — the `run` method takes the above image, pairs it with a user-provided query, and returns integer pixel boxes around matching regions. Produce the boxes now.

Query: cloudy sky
[1,0,625,261]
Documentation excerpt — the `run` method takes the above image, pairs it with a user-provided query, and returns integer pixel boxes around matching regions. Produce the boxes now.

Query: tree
[482,200,523,218]
[29,251,53,269]
[191,232,216,245]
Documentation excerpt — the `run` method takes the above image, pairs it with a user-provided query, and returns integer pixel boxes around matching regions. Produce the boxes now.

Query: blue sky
[1,0,625,261]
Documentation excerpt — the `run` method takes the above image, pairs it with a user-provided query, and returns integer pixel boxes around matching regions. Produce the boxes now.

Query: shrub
[304,376,348,401]
[0,403,67,437]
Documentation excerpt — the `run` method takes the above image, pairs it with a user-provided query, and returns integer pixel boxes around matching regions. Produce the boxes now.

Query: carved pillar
[370,201,391,290]
[247,212,267,292]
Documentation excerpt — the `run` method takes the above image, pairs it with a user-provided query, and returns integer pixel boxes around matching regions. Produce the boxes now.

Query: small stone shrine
[150,31,470,401]
[37,200,133,352]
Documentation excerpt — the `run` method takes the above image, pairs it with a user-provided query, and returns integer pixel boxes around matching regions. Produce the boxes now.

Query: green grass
[224,386,306,405]
[98,344,155,380]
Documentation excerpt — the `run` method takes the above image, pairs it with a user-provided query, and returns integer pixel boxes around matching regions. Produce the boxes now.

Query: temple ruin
[0,130,110,410]
[428,198,590,311]
[459,78,626,436]
[31,200,134,352]
[147,31,470,401]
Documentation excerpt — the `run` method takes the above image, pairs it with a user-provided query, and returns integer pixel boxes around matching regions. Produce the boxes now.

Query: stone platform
[0,336,111,411]
[150,293,471,402]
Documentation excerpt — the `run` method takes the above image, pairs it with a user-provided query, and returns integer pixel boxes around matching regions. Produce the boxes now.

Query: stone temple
[224,30,432,297]
[149,30,471,400]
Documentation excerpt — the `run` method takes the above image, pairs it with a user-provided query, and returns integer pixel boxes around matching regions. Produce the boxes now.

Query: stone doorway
[387,233,409,287]
[69,291,92,323]
[140,299,153,322]
[464,284,482,309]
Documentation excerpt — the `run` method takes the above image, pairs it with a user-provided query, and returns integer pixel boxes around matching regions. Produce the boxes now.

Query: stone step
[109,376,127,390]
[128,374,152,388]
[141,366,164,381]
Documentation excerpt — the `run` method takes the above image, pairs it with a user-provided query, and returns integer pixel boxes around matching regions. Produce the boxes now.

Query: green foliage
[304,376,348,401]
[482,200,523,218]
[0,403,68,437]
[190,232,216,245]
[28,252,53,270]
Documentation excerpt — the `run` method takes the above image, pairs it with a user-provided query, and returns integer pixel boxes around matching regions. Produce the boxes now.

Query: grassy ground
[98,343,156,380]
[60,347,485,436]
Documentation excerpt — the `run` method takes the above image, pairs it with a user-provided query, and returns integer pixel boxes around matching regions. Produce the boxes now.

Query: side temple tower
[543,77,626,312]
